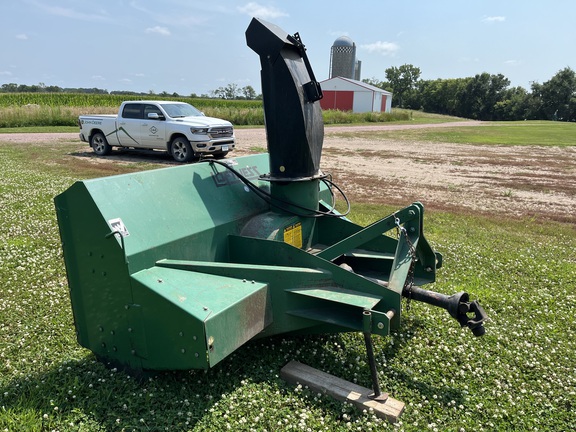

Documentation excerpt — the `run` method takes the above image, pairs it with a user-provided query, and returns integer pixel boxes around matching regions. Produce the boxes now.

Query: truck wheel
[171,137,194,162]
[90,132,112,156]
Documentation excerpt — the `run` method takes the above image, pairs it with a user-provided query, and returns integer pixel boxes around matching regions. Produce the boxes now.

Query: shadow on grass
[71,148,229,166]
[0,317,465,430]
[63,149,227,179]
[71,148,178,165]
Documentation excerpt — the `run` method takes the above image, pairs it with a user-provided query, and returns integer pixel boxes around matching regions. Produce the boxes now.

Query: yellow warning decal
[283,222,302,248]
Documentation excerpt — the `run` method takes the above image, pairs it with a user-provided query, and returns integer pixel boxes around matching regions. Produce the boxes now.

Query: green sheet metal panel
[55,181,136,365]
[155,258,341,338]
[285,286,382,309]
[72,154,271,274]
[130,266,270,369]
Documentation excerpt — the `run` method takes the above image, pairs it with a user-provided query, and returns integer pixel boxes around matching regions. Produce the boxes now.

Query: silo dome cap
[333,36,354,47]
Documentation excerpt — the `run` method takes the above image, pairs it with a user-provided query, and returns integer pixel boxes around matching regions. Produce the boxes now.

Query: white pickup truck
[78,100,235,162]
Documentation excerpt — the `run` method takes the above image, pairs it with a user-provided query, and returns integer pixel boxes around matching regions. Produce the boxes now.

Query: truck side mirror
[147,112,164,120]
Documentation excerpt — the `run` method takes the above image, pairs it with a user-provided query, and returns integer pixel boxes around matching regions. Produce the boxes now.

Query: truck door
[141,104,167,148]
[117,103,143,147]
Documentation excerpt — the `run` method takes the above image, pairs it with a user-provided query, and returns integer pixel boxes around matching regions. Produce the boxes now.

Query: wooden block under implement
[280,360,405,423]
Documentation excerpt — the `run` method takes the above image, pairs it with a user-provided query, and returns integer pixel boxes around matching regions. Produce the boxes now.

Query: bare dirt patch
[235,125,576,223]
[2,123,575,223]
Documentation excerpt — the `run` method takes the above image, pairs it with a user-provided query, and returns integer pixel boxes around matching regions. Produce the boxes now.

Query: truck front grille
[209,126,234,139]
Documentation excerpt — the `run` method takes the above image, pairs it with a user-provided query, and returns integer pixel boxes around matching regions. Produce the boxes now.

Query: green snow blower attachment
[55,19,486,397]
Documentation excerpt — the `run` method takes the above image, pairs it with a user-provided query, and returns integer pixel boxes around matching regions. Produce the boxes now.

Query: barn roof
[320,76,392,95]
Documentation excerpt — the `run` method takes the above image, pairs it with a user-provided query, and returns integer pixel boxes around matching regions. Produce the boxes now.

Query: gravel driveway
[2,122,575,223]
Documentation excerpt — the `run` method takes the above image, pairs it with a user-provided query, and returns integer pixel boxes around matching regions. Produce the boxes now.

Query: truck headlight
[190,127,208,135]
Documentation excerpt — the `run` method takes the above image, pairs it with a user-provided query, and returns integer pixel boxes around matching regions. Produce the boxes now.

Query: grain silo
[329,36,361,80]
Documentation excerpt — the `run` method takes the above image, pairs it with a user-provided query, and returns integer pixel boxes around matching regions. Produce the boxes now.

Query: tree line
[208,83,261,100]
[1,83,111,94]
[3,66,575,121]
[364,65,576,121]
[0,82,262,101]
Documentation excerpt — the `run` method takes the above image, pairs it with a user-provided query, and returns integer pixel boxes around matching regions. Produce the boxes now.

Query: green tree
[385,64,421,108]
[538,67,576,121]
[418,78,470,116]
[45,85,63,93]
[1,83,19,92]
[493,86,531,120]
[458,73,510,120]
[211,83,240,99]
[224,83,239,99]
[241,85,257,100]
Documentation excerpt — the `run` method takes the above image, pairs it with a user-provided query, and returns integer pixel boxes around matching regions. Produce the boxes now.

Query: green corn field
[0,93,262,108]
[0,93,411,128]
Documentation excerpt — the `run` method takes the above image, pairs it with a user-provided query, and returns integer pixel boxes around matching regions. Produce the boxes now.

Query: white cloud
[91,75,106,81]
[360,41,399,56]
[504,59,520,66]
[129,1,150,14]
[238,2,288,20]
[482,16,506,23]
[458,57,480,63]
[0,71,13,76]
[329,30,349,38]
[28,0,111,22]
[145,26,171,36]
[16,34,28,40]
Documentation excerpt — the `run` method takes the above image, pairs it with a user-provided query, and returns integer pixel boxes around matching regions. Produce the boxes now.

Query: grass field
[333,121,576,147]
[0,123,575,431]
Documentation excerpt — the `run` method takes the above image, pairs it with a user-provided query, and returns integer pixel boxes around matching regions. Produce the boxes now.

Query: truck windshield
[160,103,204,118]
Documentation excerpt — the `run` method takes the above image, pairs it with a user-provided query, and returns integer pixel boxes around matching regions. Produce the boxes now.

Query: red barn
[320,77,393,113]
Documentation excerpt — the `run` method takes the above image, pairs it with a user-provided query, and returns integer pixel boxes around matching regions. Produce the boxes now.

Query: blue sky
[1,0,574,95]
